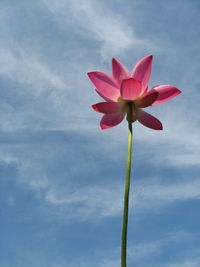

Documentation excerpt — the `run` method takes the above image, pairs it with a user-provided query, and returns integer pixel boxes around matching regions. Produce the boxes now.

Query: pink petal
[92,102,122,114]
[137,110,163,130]
[151,85,181,105]
[132,55,153,92]
[120,78,142,100]
[88,72,120,101]
[95,89,112,102]
[143,86,148,94]
[112,58,130,85]
[100,113,125,129]
[136,89,158,108]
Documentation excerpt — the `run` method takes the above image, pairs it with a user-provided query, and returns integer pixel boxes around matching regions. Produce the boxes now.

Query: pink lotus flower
[88,55,181,130]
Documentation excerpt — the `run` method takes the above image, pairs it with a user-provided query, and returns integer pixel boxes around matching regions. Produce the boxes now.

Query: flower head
[88,55,181,130]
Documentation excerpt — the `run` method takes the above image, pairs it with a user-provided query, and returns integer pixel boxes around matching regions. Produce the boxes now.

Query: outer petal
[136,89,158,108]
[95,89,112,102]
[151,85,181,105]
[143,86,148,95]
[137,110,163,130]
[112,58,130,85]
[92,102,122,114]
[132,55,153,92]
[88,71,120,101]
[120,78,142,100]
[100,113,125,129]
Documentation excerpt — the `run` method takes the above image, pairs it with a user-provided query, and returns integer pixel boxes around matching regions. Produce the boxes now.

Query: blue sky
[0,0,200,266]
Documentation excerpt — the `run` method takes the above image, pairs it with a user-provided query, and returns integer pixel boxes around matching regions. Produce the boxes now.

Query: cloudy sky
[0,0,200,266]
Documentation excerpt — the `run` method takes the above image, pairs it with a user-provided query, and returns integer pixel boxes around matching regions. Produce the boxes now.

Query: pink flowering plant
[88,55,181,267]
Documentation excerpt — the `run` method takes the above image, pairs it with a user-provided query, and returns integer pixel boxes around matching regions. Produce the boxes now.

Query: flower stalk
[121,103,133,267]
[88,55,182,267]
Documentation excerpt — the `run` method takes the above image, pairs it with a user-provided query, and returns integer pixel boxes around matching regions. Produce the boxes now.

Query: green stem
[121,104,133,267]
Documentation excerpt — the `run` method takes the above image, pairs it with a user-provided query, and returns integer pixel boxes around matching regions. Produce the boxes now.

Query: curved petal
[136,89,158,108]
[151,85,181,105]
[112,58,130,85]
[100,113,125,129]
[92,102,122,114]
[95,89,112,102]
[132,55,153,92]
[143,86,148,95]
[137,110,163,130]
[88,72,120,101]
[120,78,142,100]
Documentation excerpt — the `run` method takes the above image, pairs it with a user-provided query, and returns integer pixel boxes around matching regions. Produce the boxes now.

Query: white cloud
[133,104,200,167]
[42,0,142,59]
[0,48,65,94]
[99,230,198,267]
[129,230,195,259]
[42,174,200,220]
[134,177,200,211]
[45,183,124,220]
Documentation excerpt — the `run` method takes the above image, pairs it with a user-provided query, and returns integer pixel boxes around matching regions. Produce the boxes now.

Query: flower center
[118,97,139,120]
[127,101,137,121]
[118,98,138,119]
[124,100,137,113]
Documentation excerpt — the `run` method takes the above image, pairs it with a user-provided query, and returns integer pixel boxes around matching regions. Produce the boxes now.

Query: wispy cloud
[1,131,198,222]
[134,176,200,211]
[132,104,200,167]
[42,0,143,59]
[99,230,198,267]
[43,174,200,220]
[129,230,196,259]
[45,183,123,219]
[0,48,65,94]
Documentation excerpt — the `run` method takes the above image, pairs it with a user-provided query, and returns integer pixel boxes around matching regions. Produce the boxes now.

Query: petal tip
[87,71,99,77]
[156,121,163,130]
[100,123,108,130]
[143,54,153,61]
[151,123,163,130]
[91,104,97,111]
[87,72,94,78]
[152,85,182,105]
